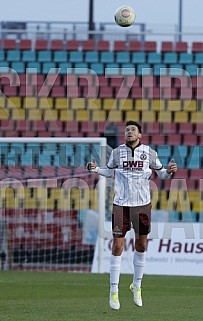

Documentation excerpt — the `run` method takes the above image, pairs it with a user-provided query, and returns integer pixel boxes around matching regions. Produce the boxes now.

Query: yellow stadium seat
[141,110,156,123]
[190,112,203,124]
[174,111,188,123]
[43,109,58,121]
[55,98,70,110]
[0,107,9,119]
[0,97,5,108]
[125,111,140,120]
[87,98,102,110]
[135,99,150,111]
[151,99,165,111]
[39,97,54,109]
[103,98,117,110]
[118,99,133,111]
[158,111,172,123]
[12,109,25,120]
[59,110,74,121]
[107,110,122,122]
[182,99,197,112]
[7,96,21,109]
[167,100,181,111]
[91,110,106,121]
[75,109,90,121]
[23,97,38,109]
[71,98,86,109]
[28,109,43,120]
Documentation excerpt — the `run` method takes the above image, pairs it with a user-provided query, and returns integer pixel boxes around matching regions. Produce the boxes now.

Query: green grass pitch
[0,271,202,321]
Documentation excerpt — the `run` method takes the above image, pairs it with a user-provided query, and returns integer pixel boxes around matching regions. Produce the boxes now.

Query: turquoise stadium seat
[136,64,152,76]
[132,52,146,64]
[179,53,193,64]
[37,50,52,62]
[42,62,57,74]
[11,62,25,73]
[187,146,201,169]
[0,62,9,72]
[172,146,188,168]
[53,51,67,63]
[120,64,135,75]
[6,50,21,62]
[163,52,178,64]
[169,64,184,76]
[116,52,130,63]
[100,52,114,63]
[147,52,162,64]
[90,63,104,75]
[22,50,36,62]
[74,63,89,74]
[58,63,73,74]
[181,211,197,222]
[194,53,203,64]
[0,50,5,61]
[85,51,99,63]
[27,62,41,73]
[185,64,198,77]
[157,145,171,166]
[168,211,180,222]
[69,51,83,63]
[153,64,167,76]
[105,63,120,75]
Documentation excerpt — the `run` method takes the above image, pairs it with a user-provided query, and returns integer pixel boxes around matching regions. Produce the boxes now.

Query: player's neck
[126,140,141,149]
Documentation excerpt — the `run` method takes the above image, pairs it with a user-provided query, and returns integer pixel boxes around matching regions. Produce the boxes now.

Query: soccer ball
[114,5,136,27]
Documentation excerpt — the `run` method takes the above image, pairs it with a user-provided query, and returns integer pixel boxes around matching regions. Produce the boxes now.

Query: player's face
[125,125,141,144]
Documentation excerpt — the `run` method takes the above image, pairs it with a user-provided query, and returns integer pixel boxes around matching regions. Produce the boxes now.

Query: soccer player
[87,120,177,310]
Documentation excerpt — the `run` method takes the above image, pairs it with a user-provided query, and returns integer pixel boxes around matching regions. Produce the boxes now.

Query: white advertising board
[92,222,203,276]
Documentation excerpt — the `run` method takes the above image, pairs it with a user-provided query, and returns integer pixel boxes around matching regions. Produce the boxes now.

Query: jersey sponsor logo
[123,160,144,171]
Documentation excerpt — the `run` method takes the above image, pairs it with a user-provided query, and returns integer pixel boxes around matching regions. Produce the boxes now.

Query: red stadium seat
[151,134,165,145]
[162,123,177,134]
[161,41,174,52]
[145,122,161,134]
[174,41,188,52]
[167,134,182,145]
[190,169,203,180]
[50,39,64,50]
[97,40,110,51]
[32,120,47,132]
[99,87,113,98]
[113,41,127,51]
[182,134,198,146]
[19,39,32,50]
[0,39,16,50]
[64,121,79,134]
[143,41,157,52]
[191,42,203,53]
[51,86,65,97]
[66,40,80,51]
[47,120,63,132]
[179,123,193,134]
[82,40,95,51]
[35,39,48,50]
[80,121,95,133]
[129,41,142,52]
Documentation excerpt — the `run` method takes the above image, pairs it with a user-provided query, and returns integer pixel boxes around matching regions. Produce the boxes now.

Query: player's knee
[135,243,146,252]
[112,240,124,255]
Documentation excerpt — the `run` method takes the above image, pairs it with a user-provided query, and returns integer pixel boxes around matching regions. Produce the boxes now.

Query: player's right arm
[86,150,117,178]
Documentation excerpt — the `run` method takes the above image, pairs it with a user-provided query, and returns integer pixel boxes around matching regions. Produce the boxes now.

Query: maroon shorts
[112,203,152,238]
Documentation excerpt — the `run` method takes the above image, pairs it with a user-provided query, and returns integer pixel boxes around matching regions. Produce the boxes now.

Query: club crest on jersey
[140,153,147,160]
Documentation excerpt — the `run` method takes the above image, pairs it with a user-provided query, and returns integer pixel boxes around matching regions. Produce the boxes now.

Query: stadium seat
[0,49,5,61]
[19,39,32,50]
[113,41,127,51]
[129,41,142,52]
[22,50,36,62]
[66,40,80,51]
[174,41,188,52]
[50,39,64,50]
[116,52,130,63]
[90,63,104,75]
[7,50,21,61]
[0,39,16,50]
[191,42,203,53]
[53,51,67,63]
[82,40,95,51]
[97,40,110,51]
[38,50,52,62]
[85,51,99,63]
[51,86,65,97]
[147,52,162,64]
[35,39,48,50]
[136,64,152,76]
[161,41,174,52]
[11,62,25,73]
[100,51,114,63]
[143,41,157,52]
[163,52,178,64]
[131,52,146,64]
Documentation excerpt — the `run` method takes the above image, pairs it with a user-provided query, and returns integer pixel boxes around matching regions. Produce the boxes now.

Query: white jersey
[98,143,172,207]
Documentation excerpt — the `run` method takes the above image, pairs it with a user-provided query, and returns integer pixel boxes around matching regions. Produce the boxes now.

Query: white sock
[133,250,146,288]
[110,254,121,293]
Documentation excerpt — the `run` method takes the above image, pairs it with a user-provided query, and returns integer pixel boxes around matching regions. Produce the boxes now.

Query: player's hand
[167,159,177,174]
[86,159,98,172]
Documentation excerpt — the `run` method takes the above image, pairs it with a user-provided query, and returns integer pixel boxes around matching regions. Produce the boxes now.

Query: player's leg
[130,204,151,307]
[109,204,131,310]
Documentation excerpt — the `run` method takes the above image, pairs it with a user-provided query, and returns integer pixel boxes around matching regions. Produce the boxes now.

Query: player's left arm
[149,147,177,179]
